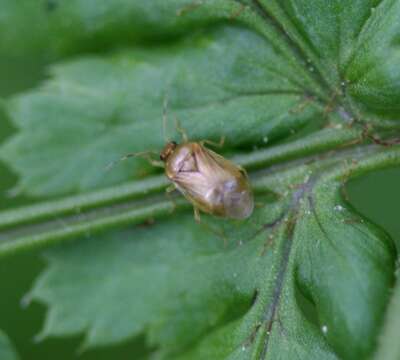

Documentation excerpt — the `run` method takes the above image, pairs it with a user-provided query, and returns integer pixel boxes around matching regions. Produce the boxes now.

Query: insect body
[160,140,254,221]
[109,97,254,222]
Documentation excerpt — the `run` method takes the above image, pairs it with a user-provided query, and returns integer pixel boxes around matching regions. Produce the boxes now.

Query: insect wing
[171,144,226,214]
[199,147,254,219]
[172,144,253,218]
[173,171,208,202]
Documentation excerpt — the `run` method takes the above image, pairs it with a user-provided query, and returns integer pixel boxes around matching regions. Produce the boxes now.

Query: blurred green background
[0,56,399,360]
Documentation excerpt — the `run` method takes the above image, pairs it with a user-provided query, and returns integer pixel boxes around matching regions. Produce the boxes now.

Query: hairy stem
[0,128,398,258]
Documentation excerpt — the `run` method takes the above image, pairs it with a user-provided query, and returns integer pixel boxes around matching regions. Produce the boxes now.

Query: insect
[110,99,254,222]
[159,131,254,221]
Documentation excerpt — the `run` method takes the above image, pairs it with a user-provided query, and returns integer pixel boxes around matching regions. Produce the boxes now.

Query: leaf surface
[0,26,322,196]
[1,1,400,359]
[28,163,395,359]
[0,330,19,360]
[0,0,226,57]
[374,276,400,360]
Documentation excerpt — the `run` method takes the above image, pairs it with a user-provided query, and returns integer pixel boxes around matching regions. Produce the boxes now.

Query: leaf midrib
[257,175,317,359]
[246,0,334,101]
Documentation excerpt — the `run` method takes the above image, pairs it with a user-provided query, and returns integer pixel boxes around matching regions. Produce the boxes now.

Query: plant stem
[0,127,358,231]
[0,129,398,258]
[0,176,168,229]
[0,197,188,258]
[233,127,361,168]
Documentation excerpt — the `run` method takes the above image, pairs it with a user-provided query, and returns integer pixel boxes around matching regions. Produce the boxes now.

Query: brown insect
[110,99,254,222]
[160,133,254,221]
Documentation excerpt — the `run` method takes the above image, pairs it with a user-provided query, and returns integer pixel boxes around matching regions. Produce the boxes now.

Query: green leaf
[0,330,19,360]
[0,0,225,58]
[258,1,379,82]
[0,26,323,197]
[346,0,400,117]
[27,161,395,359]
[243,0,400,118]
[374,275,400,360]
[1,0,400,359]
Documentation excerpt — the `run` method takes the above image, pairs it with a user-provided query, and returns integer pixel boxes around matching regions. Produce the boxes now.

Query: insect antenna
[106,96,172,173]
[105,151,160,172]
[162,94,171,143]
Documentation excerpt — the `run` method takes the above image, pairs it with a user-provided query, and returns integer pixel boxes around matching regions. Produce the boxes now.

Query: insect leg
[191,208,230,246]
[128,152,165,168]
[200,136,225,148]
[166,184,176,193]
[193,207,201,223]
[105,151,163,171]
[200,221,228,247]
[146,157,165,168]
